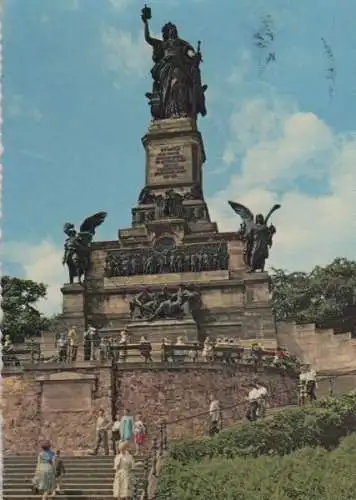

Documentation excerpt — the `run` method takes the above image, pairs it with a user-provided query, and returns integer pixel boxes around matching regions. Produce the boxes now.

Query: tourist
[305,364,317,402]
[57,333,68,363]
[246,383,260,421]
[99,336,108,362]
[139,336,153,363]
[54,449,66,494]
[68,326,78,362]
[93,327,101,361]
[299,367,308,406]
[33,440,55,500]
[119,328,129,363]
[251,342,263,371]
[202,336,213,362]
[133,413,146,455]
[83,328,91,361]
[113,441,135,500]
[161,337,173,363]
[86,326,97,360]
[256,382,269,418]
[208,395,221,436]
[112,413,121,455]
[93,409,110,455]
[188,341,199,362]
[120,408,134,444]
[174,336,185,363]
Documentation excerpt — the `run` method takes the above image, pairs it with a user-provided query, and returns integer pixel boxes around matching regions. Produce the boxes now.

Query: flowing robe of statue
[142,14,207,120]
[245,219,275,272]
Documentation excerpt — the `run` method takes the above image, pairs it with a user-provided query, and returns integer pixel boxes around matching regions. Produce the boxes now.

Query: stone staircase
[3,455,148,500]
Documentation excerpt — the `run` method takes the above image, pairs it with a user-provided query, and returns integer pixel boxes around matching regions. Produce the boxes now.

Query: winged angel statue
[228,201,281,272]
[62,212,107,284]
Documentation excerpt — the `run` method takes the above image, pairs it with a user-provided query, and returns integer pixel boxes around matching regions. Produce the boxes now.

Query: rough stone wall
[115,366,297,441]
[3,365,112,456]
[276,322,356,371]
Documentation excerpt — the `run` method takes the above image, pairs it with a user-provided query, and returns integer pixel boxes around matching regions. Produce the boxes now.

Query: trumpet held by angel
[228,201,281,273]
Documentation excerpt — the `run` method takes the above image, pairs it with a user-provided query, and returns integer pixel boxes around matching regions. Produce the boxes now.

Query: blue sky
[2,0,356,313]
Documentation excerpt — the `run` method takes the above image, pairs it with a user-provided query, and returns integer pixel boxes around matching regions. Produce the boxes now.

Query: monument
[60,6,280,347]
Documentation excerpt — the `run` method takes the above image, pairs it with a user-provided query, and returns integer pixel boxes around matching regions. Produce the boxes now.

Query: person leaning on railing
[208,395,221,436]
[68,326,78,362]
[255,382,269,418]
[304,364,317,402]
[246,383,260,421]
[298,367,308,406]
[139,336,153,363]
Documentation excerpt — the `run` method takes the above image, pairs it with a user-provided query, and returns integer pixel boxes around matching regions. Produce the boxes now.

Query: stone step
[4,455,146,461]
[2,492,113,500]
[4,471,146,481]
[4,488,115,494]
[3,454,149,499]
[4,488,131,495]
[3,454,147,459]
[3,460,146,466]
[3,459,146,468]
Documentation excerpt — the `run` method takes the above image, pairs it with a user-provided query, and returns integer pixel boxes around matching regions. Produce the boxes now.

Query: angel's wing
[265,204,281,224]
[228,201,254,222]
[79,212,107,235]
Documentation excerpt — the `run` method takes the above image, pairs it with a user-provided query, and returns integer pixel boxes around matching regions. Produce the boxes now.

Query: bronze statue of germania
[141,4,208,120]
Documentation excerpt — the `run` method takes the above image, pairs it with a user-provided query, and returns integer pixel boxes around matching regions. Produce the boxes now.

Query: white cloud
[102,27,151,79]
[63,0,80,10]
[2,241,67,316]
[208,95,356,272]
[7,94,43,122]
[108,0,130,10]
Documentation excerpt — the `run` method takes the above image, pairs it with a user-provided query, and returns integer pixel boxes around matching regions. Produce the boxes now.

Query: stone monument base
[127,318,198,344]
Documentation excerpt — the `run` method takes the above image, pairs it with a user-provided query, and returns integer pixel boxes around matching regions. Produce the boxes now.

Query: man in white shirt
[57,333,68,363]
[93,409,110,455]
[305,365,317,402]
[209,395,221,436]
[246,384,260,421]
[256,383,268,417]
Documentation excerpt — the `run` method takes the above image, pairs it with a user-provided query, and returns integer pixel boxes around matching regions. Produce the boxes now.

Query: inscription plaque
[41,381,92,412]
[148,143,192,185]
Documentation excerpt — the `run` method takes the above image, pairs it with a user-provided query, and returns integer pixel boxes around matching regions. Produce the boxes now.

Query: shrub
[169,392,356,464]
[157,433,356,499]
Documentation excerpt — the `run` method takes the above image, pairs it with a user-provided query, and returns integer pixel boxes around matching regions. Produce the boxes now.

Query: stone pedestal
[142,117,205,188]
[60,116,278,349]
[127,318,198,344]
[59,284,86,357]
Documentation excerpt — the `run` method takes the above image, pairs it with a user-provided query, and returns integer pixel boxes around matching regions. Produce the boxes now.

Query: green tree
[1,276,51,343]
[271,258,356,331]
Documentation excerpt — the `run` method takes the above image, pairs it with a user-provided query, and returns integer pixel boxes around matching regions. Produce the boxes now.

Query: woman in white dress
[113,441,135,500]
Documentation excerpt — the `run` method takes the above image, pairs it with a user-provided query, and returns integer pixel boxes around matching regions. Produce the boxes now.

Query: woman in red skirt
[133,413,146,456]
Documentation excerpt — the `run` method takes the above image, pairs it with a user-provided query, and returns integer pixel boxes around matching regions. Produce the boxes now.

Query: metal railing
[141,388,298,499]
[141,373,356,499]
[2,341,301,374]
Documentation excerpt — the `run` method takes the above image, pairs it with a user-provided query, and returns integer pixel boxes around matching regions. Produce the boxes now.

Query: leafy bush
[169,393,356,465]
[157,433,356,499]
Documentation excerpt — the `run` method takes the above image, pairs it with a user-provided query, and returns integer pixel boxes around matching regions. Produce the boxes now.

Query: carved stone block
[36,372,96,413]
[142,118,205,188]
